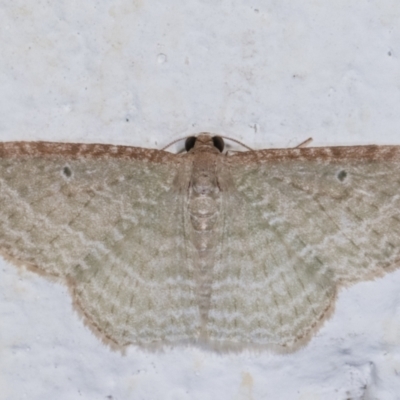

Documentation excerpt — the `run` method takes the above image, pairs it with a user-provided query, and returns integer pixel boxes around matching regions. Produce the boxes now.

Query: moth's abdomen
[188,197,219,251]
[187,154,222,331]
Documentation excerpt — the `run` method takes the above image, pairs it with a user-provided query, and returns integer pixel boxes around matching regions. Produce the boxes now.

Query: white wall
[1,1,400,399]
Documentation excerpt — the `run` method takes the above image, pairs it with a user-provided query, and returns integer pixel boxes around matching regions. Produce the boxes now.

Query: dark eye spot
[337,170,347,182]
[185,136,197,152]
[63,166,72,178]
[212,136,224,152]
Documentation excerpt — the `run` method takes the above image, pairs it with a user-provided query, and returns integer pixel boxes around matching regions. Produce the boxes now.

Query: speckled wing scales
[0,142,200,349]
[3,140,400,352]
[208,145,400,350]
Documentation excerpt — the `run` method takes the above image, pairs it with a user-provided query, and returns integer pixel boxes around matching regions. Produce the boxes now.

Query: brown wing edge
[272,256,400,354]
[228,144,400,163]
[1,243,338,354]
[3,244,398,354]
[0,249,208,354]
[0,141,179,164]
[208,252,400,354]
[0,249,131,353]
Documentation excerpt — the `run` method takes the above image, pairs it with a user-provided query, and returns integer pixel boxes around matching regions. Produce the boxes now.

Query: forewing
[207,145,400,350]
[0,142,199,348]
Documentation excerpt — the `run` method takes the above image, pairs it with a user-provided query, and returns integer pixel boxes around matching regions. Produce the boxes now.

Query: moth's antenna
[295,137,313,148]
[218,136,253,151]
[161,137,187,151]
[161,135,254,151]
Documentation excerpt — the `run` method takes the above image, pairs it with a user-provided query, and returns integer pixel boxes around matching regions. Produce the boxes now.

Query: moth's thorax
[192,158,219,195]
[188,152,221,251]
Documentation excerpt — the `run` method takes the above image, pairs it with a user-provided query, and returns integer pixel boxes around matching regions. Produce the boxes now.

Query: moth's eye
[212,136,224,152]
[185,136,197,152]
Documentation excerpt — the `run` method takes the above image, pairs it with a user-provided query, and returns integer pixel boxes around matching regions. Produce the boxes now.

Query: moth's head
[185,133,224,154]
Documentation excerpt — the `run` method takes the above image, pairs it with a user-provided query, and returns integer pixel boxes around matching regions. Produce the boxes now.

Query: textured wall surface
[1,1,400,399]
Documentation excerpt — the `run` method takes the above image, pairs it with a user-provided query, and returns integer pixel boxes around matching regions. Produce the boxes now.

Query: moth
[1,133,399,352]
